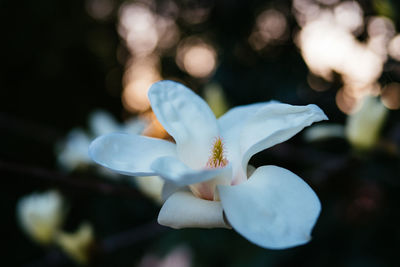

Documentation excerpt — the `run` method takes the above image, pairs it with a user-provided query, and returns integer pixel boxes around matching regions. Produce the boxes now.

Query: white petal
[218,102,273,184]
[161,182,183,202]
[218,165,321,249]
[158,191,230,229]
[89,133,177,176]
[241,103,327,167]
[148,80,219,168]
[151,156,231,186]
[218,103,269,131]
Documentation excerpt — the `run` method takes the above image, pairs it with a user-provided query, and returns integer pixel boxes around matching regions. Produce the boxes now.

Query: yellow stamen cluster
[206,137,228,168]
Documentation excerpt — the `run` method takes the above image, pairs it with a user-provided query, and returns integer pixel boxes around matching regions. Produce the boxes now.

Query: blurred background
[2,0,400,266]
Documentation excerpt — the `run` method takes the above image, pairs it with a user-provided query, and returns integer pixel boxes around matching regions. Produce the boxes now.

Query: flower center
[206,137,228,169]
[189,137,229,201]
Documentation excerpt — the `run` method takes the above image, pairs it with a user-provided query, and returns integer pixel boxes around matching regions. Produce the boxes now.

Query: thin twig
[0,160,142,198]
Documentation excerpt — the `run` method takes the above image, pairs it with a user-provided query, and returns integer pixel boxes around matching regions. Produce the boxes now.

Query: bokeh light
[367,16,395,58]
[122,55,161,112]
[118,3,159,57]
[316,0,339,5]
[85,0,114,20]
[388,34,400,61]
[176,37,217,78]
[156,16,180,50]
[333,1,363,34]
[292,0,322,26]
[249,9,288,50]
[117,0,184,140]
[294,0,397,114]
[381,83,400,110]
[181,5,212,25]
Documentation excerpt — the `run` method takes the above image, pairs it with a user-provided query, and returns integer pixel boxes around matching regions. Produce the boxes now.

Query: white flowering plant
[89,80,327,249]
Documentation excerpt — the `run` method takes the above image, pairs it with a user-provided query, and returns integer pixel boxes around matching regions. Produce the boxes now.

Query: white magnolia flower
[17,190,65,244]
[89,80,327,249]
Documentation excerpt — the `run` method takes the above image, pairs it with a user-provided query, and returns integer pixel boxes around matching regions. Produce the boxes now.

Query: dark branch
[0,160,142,198]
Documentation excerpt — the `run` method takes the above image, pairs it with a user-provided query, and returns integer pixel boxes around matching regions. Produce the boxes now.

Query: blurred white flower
[89,80,327,249]
[89,109,147,137]
[303,123,345,142]
[346,96,388,149]
[56,110,163,202]
[89,109,121,137]
[57,110,145,172]
[57,128,92,171]
[55,222,94,264]
[17,190,65,244]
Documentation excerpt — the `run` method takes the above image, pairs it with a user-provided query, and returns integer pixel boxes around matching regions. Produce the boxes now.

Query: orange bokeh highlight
[381,83,400,110]
[122,55,161,113]
[249,9,288,50]
[176,37,217,78]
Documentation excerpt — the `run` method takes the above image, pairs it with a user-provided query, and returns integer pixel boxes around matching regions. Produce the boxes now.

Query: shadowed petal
[158,191,230,229]
[148,80,219,168]
[151,156,231,187]
[218,165,321,249]
[161,181,183,202]
[241,103,327,168]
[89,133,177,176]
[218,102,273,184]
